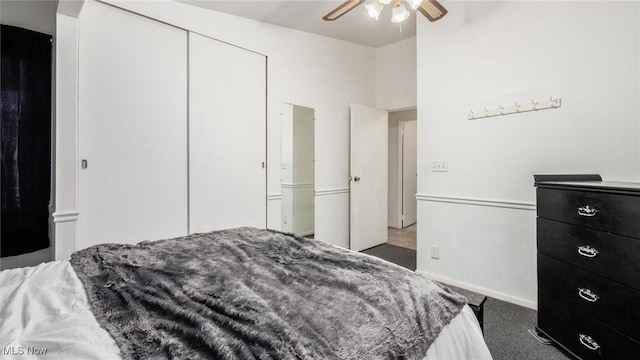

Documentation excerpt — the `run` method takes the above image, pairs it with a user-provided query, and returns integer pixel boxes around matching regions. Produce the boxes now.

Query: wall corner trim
[57,0,85,18]
[416,194,536,211]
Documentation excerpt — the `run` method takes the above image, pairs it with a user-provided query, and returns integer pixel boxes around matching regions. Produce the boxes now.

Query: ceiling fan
[323,0,447,23]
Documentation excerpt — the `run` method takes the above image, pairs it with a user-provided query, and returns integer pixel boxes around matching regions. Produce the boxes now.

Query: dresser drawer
[537,218,640,290]
[537,188,640,238]
[538,298,640,360]
[538,253,640,340]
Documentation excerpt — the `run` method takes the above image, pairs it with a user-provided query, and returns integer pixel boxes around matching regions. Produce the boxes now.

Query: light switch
[431,161,448,172]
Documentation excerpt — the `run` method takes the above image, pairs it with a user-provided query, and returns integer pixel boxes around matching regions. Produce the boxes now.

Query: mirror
[281,103,314,237]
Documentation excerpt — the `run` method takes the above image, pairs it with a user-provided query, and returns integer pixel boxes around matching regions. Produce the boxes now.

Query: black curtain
[1,25,52,257]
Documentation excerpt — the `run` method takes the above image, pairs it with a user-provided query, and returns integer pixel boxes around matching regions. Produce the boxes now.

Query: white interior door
[350,103,388,251]
[189,33,266,233]
[77,1,188,249]
[402,120,417,227]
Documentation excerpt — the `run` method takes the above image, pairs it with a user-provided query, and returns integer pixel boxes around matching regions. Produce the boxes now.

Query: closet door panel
[78,1,188,249]
[189,33,266,233]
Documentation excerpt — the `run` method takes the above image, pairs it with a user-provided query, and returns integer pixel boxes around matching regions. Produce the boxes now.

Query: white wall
[281,103,294,233]
[0,0,57,35]
[281,104,315,236]
[378,38,417,229]
[416,1,640,308]
[52,11,80,261]
[377,36,417,111]
[54,0,376,253]
[291,106,315,236]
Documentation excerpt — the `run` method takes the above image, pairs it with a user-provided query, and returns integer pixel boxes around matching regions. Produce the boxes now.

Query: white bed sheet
[0,261,492,359]
[425,305,493,360]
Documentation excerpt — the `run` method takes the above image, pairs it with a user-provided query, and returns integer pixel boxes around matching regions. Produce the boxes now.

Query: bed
[0,227,492,359]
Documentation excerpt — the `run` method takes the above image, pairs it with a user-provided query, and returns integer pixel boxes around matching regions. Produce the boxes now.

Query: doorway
[387,109,417,242]
[0,25,54,269]
[356,107,417,271]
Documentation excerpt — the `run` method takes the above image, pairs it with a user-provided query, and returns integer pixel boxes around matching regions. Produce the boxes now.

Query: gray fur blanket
[70,227,466,360]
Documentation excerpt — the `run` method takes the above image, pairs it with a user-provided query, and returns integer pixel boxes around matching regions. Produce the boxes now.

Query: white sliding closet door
[189,33,267,233]
[77,1,188,249]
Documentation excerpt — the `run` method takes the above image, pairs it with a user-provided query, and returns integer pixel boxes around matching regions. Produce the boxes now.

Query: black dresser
[534,174,640,360]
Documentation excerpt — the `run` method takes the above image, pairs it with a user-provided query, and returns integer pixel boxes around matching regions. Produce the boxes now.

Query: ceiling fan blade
[323,0,365,21]
[418,0,448,22]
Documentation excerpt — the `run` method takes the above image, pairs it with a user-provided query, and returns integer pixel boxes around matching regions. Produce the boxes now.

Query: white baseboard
[415,269,537,310]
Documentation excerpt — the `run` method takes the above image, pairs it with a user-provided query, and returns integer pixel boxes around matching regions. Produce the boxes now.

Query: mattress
[0,260,492,359]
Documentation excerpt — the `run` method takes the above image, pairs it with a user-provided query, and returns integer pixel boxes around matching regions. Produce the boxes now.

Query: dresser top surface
[535,180,640,193]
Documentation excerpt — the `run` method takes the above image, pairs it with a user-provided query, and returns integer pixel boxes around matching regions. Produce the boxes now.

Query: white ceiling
[175,0,419,48]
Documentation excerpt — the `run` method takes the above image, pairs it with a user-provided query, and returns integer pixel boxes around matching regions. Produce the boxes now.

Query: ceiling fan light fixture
[364,0,384,20]
[322,0,365,21]
[408,0,423,10]
[390,2,410,23]
[322,0,447,23]
[417,0,448,21]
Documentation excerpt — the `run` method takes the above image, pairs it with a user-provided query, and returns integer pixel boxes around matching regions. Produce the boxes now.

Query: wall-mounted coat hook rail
[468,97,561,120]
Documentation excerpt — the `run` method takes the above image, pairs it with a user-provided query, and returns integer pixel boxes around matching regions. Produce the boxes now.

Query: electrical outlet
[430,246,440,259]
[283,216,288,224]
[431,161,448,172]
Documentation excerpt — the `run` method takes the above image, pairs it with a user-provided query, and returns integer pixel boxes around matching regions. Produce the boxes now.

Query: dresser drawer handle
[579,334,601,351]
[578,288,600,303]
[577,205,599,217]
[577,245,599,258]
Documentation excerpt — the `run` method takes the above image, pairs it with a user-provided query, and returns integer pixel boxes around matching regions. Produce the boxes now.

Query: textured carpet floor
[484,298,571,360]
[361,243,416,271]
[362,245,572,360]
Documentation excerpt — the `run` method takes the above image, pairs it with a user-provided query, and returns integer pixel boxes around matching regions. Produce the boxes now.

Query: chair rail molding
[416,194,536,211]
[281,183,314,189]
[315,188,350,197]
[52,210,80,223]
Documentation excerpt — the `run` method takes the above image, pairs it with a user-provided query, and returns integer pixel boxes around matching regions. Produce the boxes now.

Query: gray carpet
[362,244,572,360]
[361,243,416,271]
[484,298,571,360]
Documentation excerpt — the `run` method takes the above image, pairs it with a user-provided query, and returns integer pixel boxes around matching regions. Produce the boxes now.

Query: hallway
[387,223,416,250]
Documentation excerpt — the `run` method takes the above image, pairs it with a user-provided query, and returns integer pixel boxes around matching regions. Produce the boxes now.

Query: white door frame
[400,119,417,227]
